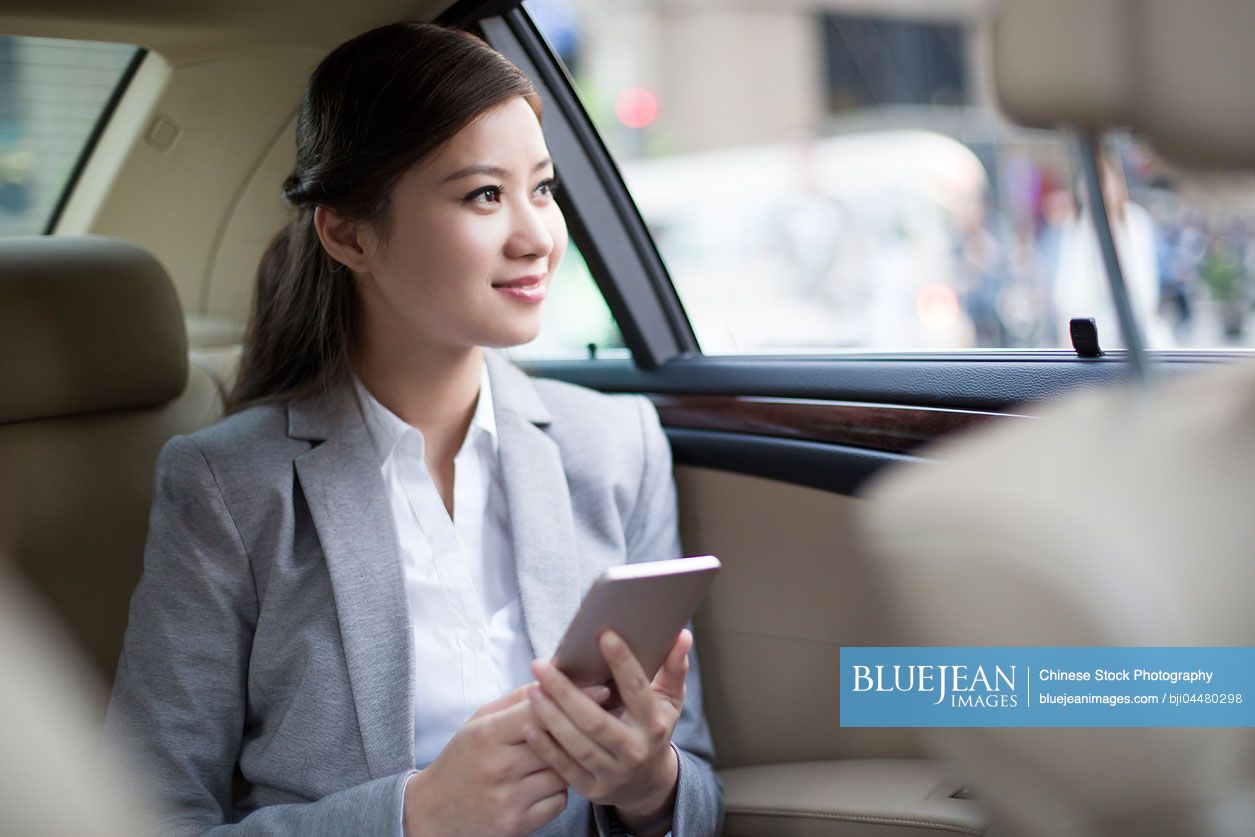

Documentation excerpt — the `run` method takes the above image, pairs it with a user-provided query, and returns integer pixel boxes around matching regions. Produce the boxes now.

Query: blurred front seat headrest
[993,0,1255,169]
[0,236,187,425]
[859,360,1255,836]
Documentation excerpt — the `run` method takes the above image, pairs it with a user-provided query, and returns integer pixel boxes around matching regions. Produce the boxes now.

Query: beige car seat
[0,235,223,685]
[858,1,1255,835]
[0,561,157,836]
[861,361,1255,837]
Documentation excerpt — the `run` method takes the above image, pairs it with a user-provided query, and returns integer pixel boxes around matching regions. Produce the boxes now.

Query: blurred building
[527,0,1255,353]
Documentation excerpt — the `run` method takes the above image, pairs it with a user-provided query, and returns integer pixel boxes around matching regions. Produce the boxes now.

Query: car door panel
[484,2,1245,821]
[675,466,914,766]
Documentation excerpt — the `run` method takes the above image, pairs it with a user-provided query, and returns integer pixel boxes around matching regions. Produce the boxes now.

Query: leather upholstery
[860,360,1255,836]
[721,759,986,837]
[0,236,187,424]
[0,236,223,683]
[0,565,157,835]
[675,466,990,834]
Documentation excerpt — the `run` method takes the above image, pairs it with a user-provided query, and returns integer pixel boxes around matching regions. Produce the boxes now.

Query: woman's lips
[492,274,547,303]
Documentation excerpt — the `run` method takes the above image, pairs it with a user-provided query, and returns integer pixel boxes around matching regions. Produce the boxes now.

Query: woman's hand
[522,629,692,836]
[403,682,612,837]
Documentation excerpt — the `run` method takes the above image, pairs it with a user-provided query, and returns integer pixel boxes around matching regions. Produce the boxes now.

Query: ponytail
[224,209,356,413]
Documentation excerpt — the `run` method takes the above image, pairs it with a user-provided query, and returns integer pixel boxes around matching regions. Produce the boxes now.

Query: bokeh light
[917,282,961,331]
[614,86,659,129]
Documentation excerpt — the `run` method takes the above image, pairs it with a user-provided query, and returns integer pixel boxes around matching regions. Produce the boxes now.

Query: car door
[450,2,1249,834]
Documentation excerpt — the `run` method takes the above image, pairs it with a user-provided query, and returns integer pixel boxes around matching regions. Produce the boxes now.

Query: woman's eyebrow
[443,158,553,183]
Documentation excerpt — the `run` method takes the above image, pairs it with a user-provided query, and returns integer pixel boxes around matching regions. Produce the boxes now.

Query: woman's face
[354,96,567,354]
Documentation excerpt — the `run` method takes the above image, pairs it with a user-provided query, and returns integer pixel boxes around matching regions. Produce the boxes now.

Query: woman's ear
[313,205,372,274]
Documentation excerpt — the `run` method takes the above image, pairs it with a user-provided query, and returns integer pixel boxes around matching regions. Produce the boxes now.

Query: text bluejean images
[840,648,1255,727]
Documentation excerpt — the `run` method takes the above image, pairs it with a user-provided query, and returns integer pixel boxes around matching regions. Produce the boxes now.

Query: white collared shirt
[353,361,534,769]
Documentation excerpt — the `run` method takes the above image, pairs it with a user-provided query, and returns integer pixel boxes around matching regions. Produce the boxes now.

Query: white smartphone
[551,555,721,694]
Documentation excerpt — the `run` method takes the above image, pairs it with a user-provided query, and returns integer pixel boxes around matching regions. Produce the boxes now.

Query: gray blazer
[106,351,723,836]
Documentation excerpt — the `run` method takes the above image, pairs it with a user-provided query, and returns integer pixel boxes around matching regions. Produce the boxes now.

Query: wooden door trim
[649,395,1027,453]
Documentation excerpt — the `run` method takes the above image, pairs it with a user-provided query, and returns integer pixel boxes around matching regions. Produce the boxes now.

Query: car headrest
[0,236,187,424]
[859,359,1255,836]
[993,0,1255,169]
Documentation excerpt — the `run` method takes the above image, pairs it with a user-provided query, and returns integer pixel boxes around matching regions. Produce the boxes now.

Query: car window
[0,35,139,239]
[527,1,1255,354]
[505,241,629,360]
[1089,131,1255,350]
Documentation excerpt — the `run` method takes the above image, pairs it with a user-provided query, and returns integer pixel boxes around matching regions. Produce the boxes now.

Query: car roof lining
[9,0,1252,162]
[0,0,464,63]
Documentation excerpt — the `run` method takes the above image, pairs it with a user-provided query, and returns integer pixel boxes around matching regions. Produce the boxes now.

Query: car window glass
[1097,131,1255,349]
[527,1,1254,353]
[506,241,629,360]
[0,36,138,238]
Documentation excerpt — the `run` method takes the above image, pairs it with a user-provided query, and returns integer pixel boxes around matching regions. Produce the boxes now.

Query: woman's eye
[465,185,502,205]
[534,177,560,198]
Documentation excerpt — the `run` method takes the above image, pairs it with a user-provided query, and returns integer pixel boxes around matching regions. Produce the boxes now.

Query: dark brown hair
[226,22,541,413]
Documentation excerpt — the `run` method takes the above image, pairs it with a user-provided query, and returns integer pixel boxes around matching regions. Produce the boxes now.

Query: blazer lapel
[487,352,582,661]
[290,387,414,778]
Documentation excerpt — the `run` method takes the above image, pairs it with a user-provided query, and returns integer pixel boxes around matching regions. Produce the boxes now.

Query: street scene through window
[529,0,1255,354]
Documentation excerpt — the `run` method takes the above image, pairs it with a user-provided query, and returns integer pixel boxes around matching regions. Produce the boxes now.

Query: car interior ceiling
[1,0,1253,836]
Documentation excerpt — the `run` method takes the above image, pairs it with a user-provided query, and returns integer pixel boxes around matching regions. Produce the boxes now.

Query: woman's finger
[488,682,612,745]
[530,659,633,755]
[523,724,597,795]
[504,739,551,777]
[472,682,531,720]
[521,787,570,836]
[475,682,609,724]
[650,629,692,704]
[527,683,617,773]
[599,631,661,724]
[517,763,569,805]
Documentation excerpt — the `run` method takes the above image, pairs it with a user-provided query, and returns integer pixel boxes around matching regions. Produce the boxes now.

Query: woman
[105,22,723,837]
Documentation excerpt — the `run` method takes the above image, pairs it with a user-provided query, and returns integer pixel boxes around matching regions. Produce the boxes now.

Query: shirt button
[464,632,485,651]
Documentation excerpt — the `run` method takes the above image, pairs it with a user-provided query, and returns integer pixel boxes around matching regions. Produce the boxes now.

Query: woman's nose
[504,201,554,260]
